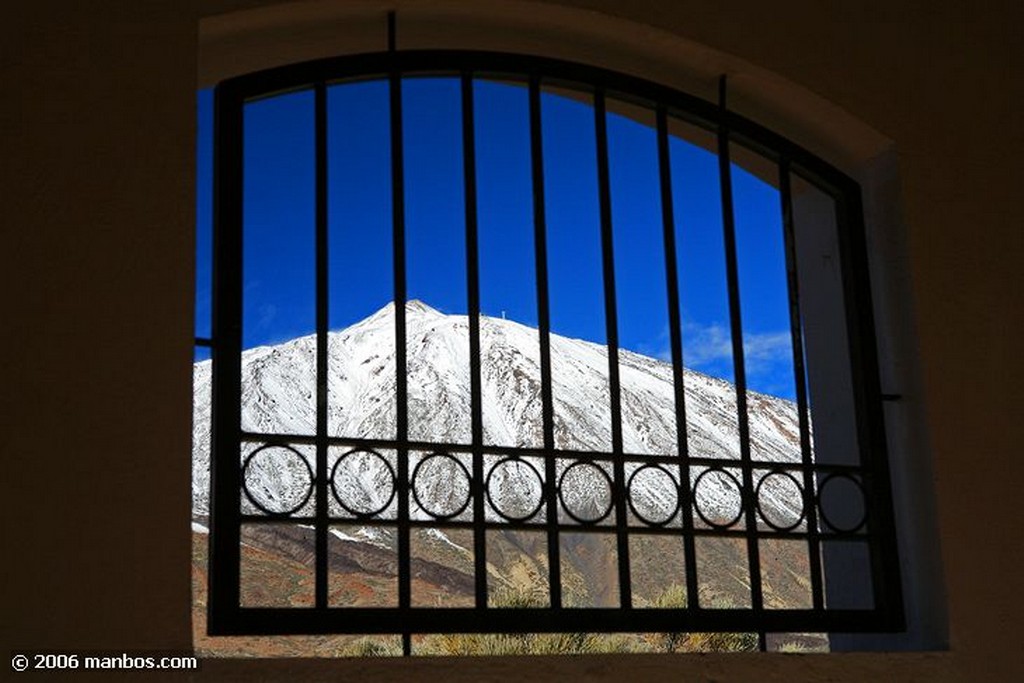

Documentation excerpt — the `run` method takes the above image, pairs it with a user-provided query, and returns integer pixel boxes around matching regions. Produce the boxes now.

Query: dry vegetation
[192,528,825,657]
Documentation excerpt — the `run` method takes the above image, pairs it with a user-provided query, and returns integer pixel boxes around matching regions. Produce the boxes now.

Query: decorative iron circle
[330,448,397,518]
[755,469,805,532]
[558,461,614,524]
[241,444,315,516]
[692,467,744,529]
[626,464,679,526]
[485,457,545,522]
[411,451,472,520]
[817,473,867,534]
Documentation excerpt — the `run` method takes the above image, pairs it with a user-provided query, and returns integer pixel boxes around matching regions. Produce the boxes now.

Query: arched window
[194,43,902,655]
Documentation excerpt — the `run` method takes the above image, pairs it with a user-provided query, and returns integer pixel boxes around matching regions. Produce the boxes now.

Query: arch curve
[199,0,891,175]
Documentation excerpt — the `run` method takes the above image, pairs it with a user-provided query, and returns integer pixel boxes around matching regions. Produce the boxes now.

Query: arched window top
[198,2,892,175]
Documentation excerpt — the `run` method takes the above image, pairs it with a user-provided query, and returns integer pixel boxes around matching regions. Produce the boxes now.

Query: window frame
[205,49,904,640]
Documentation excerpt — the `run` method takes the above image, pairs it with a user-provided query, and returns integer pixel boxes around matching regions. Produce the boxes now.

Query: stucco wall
[4,1,1022,680]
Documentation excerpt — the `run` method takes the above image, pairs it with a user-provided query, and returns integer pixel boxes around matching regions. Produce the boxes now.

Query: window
[194,49,903,655]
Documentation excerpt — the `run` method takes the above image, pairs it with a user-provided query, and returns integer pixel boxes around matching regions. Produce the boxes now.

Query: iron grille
[206,48,904,647]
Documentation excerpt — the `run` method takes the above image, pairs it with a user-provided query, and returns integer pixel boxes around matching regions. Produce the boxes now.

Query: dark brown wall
[4,1,1022,680]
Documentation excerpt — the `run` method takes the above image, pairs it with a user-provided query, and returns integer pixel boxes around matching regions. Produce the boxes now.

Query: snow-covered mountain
[192,300,805,529]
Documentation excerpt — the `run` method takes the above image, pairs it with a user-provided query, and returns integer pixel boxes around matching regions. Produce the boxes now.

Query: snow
[425,527,469,552]
[329,528,360,543]
[192,300,808,531]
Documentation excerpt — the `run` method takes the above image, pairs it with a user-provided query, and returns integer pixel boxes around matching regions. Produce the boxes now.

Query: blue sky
[195,81,797,399]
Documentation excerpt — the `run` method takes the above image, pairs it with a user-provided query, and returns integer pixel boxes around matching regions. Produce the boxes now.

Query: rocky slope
[191,301,813,638]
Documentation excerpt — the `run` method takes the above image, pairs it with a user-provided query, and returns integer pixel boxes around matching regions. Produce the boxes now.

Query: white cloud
[631,324,673,362]
[681,322,733,367]
[256,303,278,332]
[681,321,793,395]
[741,330,793,372]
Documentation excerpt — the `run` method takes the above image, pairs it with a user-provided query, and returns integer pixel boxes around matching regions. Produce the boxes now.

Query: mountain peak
[349,300,444,330]
[405,299,442,316]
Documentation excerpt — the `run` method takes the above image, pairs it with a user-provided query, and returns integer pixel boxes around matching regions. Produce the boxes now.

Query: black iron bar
[461,71,488,610]
[195,337,213,347]
[386,14,413,655]
[220,605,887,636]
[237,430,866,473]
[655,103,701,609]
[529,74,562,609]
[832,182,904,628]
[314,81,329,610]
[388,51,412,656]
[208,80,244,633]
[779,158,825,611]
[239,513,854,540]
[594,87,632,609]
[716,75,765,616]
[387,10,396,53]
